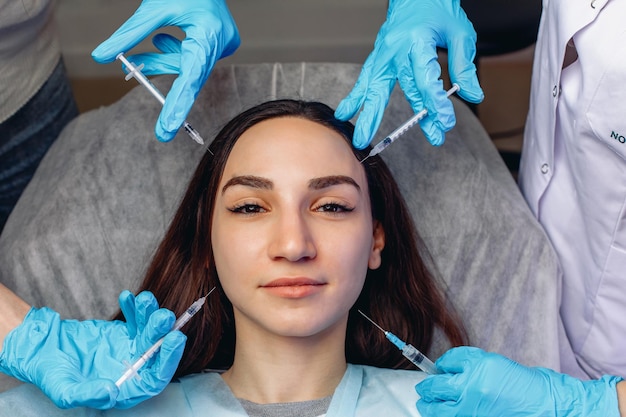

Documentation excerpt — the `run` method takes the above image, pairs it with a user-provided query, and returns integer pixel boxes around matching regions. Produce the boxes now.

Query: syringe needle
[357,309,386,332]
[171,287,216,331]
[116,52,205,145]
[357,309,438,374]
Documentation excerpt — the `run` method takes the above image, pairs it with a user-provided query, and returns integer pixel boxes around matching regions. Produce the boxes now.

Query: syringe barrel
[172,311,193,332]
[172,297,205,331]
[366,84,460,159]
[387,109,428,142]
[402,344,438,374]
[142,337,165,360]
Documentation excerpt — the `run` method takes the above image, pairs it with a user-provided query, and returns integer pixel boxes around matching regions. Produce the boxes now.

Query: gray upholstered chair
[0,63,563,392]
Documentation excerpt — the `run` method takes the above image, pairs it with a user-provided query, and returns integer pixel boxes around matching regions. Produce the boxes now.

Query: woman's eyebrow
[309,175,361,192]
[221,175,273,194]
[221,175,361,194]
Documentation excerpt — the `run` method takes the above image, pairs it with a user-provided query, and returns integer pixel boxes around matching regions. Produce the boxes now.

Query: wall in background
[55,0,385,78]
[55,0,534,155]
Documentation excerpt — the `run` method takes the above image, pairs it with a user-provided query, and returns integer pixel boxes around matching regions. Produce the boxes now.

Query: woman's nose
[268,212,317,262]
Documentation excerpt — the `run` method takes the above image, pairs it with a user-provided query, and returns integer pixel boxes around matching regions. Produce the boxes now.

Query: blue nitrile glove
[91,0,240,142]
[335,0,484,149]
[0,290,186,410]
[415,346,623,417]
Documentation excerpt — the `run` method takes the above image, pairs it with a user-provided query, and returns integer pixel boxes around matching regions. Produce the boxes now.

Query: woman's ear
[368,220,385,270]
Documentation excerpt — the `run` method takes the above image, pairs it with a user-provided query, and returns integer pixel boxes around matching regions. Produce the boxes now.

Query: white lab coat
[518,0,626,378]
[0,364,426,416]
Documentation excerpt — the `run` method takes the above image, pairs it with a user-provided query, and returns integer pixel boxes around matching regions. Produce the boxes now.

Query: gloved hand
[0,290,186,410]
[415,346,623,417]
[335,0,483,149]
[91,0,240,142]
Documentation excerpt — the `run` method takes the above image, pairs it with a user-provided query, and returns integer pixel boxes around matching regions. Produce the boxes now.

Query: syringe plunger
[400,343,438,375]
[115,52,205,146]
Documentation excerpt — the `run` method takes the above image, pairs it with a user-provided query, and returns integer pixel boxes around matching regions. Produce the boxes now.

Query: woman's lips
[261,278,326,298]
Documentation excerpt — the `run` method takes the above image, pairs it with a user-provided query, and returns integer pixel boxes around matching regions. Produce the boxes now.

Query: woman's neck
[221,323,348,404]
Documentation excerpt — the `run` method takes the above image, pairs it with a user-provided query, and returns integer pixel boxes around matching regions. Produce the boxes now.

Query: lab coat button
[552,85,558,97]
[541,164,549,174]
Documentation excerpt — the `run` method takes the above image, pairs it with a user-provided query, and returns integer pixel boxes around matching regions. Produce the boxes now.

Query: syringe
[115,287,216,388]
[357,310,438,374]
[360,84,460,163]
[116,52,205,145]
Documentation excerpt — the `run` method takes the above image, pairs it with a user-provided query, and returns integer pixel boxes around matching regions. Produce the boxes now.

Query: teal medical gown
[0,364,425,416]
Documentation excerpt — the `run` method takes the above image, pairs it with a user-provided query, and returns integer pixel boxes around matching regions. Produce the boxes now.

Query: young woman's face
[211,116,385,341]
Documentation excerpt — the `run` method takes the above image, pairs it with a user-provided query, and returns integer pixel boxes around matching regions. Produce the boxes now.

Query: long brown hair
[126,99,466,376]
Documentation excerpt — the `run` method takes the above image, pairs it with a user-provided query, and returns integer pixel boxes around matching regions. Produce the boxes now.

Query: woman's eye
[230,204,266,214]
[315,203,354,213]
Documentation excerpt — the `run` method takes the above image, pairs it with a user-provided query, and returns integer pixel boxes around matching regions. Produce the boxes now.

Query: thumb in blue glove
[91,0,240,142]
[415,346,624,417]
[335,0,484,150]
[0,290,186,410]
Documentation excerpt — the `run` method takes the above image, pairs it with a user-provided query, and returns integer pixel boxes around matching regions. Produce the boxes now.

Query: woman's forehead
[223,117,365,181]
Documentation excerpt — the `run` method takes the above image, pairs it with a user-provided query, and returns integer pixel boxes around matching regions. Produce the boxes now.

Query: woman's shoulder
[349,364,426,416]
[107,371,227,417]
[357,363,427,386]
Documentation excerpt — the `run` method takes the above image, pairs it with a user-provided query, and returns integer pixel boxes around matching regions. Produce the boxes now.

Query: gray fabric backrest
[0,63,561,373]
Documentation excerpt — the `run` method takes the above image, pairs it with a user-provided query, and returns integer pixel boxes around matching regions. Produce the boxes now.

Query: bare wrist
[0,284,31,350]
[617,380,626,417]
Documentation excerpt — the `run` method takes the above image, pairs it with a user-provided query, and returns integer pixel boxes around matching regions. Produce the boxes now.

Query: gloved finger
[396,51,447,146]
[120,331,186,409]
[416,399,457,417]
[409,41,456,135]
[37,352,118,409]
[419,114,446,147]
[347,62,396,149]
[91,3,167,63]
[335,74,369,122]
[415,374,461,402]
[53,378,118,410]
[134,308,175,355]
[435,346,483,373]
[352,77,396,150]
[152,33,183,54]
[156,29,218,141]
[152,331,186,382]
[123,33,183,75]
[125,52,181,75]
[334,48,379,122]
[396,56,425,114]
[447,33,483,104]
[119,290,138,338]
[134,291,161,333]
